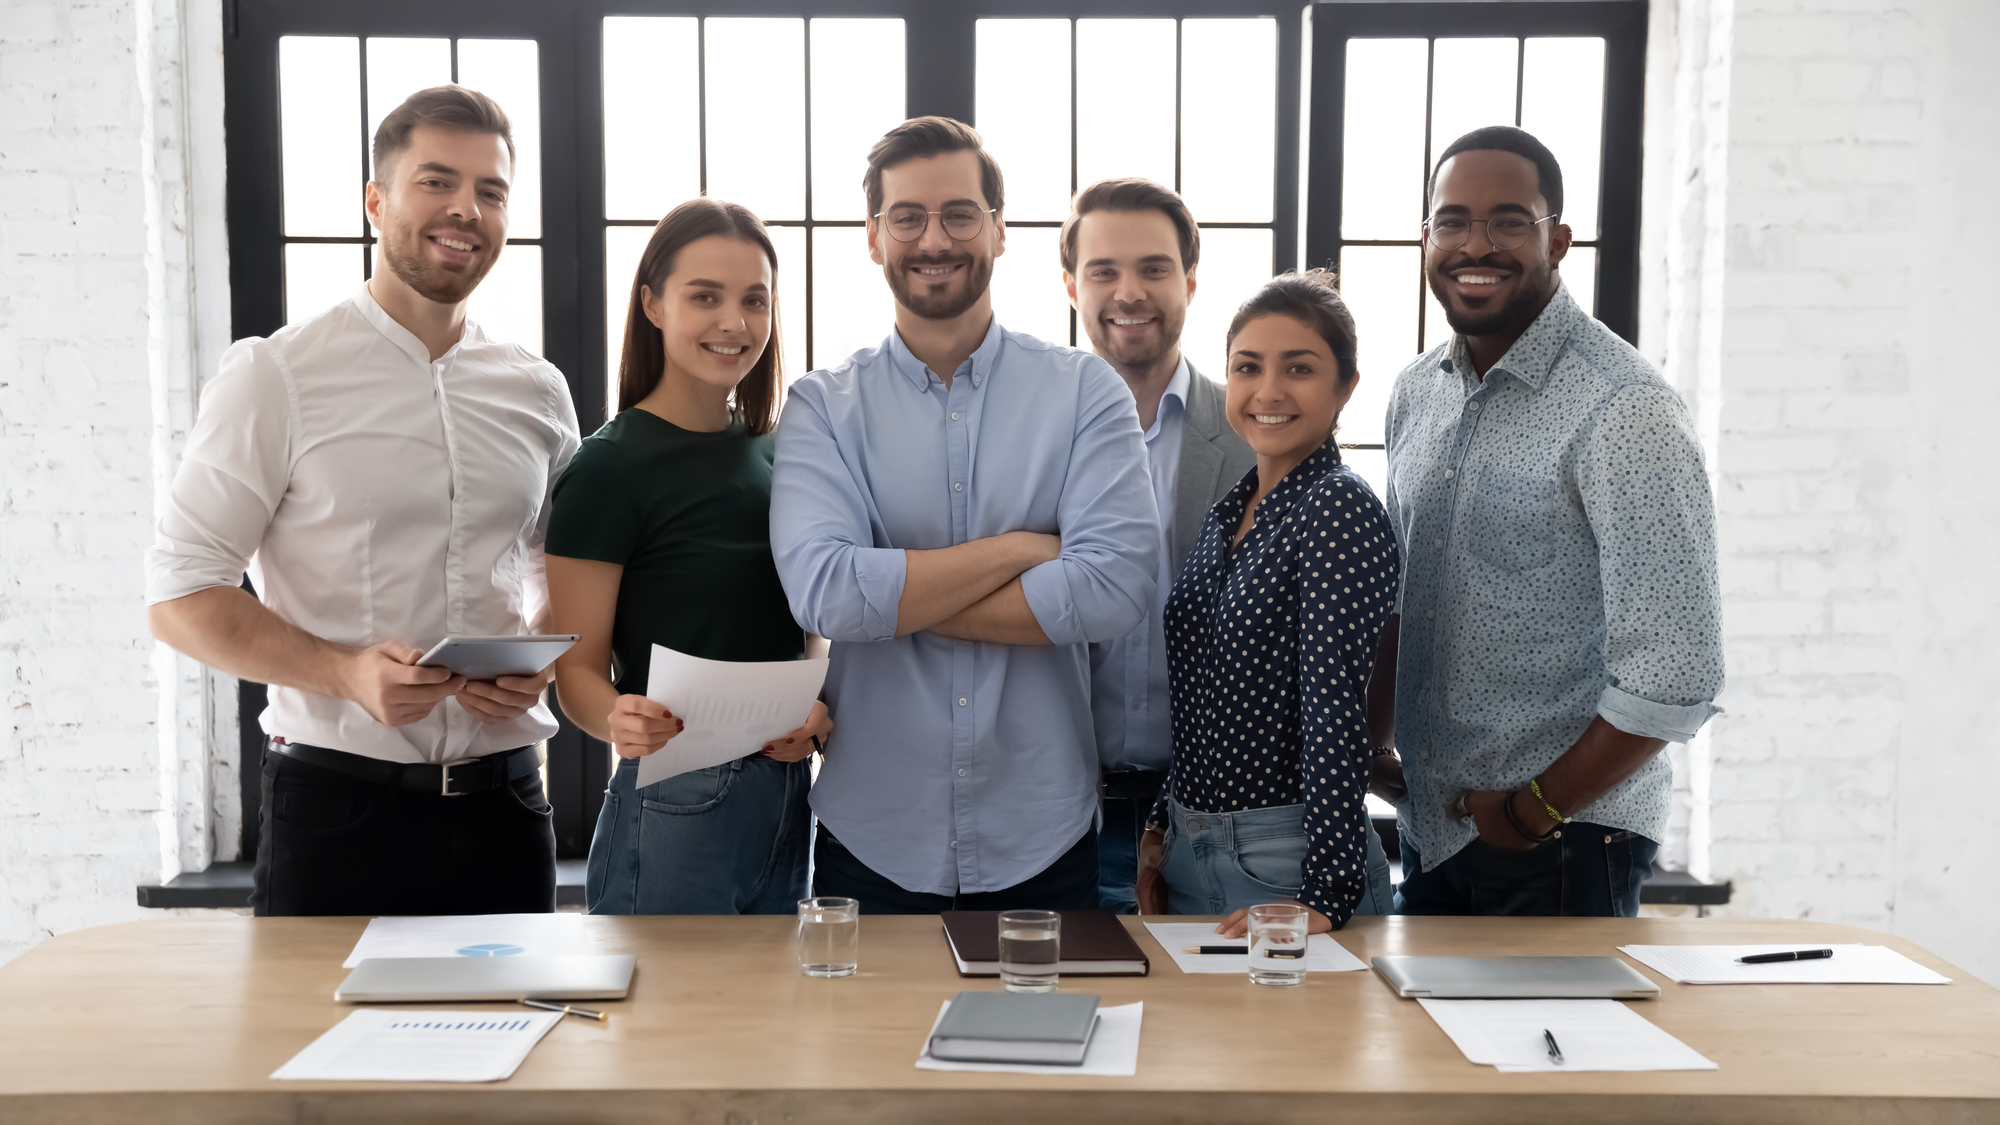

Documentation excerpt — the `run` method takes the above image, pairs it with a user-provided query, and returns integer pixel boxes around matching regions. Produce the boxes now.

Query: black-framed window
[221,0,1639,860]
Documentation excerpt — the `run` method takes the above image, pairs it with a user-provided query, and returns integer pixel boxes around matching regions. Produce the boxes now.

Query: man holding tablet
[145,87,580,916]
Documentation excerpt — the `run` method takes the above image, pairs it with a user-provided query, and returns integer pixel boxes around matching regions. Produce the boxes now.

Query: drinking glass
[997,909,1061,993]
[1246,903,1310,987]
[796,896,859,977]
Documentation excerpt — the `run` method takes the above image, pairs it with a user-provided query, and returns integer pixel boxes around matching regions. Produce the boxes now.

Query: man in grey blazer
[1061,179,1257,912]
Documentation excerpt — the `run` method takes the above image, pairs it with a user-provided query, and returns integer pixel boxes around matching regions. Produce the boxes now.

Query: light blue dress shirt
[1089,357,1188,774]
[770,319,1161,896]
[1385,282,1724,872]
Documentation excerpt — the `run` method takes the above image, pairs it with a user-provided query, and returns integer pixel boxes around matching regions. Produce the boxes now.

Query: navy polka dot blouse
[1152,443,1400,923]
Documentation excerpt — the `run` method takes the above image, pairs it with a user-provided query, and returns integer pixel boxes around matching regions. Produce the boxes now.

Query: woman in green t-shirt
[546,198,831,915]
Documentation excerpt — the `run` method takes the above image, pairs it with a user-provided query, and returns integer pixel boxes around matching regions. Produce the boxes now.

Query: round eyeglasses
[1424,213,1557,253]
[874,204,997,243]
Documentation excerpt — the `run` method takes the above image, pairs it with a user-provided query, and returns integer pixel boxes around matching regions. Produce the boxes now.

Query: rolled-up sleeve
[1019,360,1160,645]
[144,339,292,605]
[1579,383,1725,742]
[769,386,908,642]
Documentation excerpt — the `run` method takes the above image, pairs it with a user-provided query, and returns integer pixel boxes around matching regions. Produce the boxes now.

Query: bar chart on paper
[637,643,829,788]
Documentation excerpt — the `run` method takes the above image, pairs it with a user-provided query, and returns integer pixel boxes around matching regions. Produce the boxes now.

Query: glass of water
[1246,903,1310,987]
[997,909,1061,993]
[796,896,859,977]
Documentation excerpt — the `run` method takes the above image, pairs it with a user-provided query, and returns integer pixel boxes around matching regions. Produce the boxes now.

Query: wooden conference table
[0,914,1994,1123]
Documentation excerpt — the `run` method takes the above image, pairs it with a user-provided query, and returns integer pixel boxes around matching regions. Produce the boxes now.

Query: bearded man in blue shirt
[770,117,1160,913]
[1372,126,1724,918]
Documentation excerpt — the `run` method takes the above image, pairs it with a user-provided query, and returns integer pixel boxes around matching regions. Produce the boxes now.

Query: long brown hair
[616,199,783,434]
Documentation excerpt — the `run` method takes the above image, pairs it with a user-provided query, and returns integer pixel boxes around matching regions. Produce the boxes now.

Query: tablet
[417,635,578,680]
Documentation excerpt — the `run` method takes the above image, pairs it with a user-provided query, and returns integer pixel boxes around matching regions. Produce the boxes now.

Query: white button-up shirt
[146,289,581,763]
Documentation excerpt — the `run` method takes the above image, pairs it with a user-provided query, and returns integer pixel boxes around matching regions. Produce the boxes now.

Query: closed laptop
[1372,955,1659,999]
[334,954,636,1002]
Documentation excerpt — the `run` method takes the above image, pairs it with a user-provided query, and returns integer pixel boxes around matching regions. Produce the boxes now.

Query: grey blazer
[1170,363,1258,577]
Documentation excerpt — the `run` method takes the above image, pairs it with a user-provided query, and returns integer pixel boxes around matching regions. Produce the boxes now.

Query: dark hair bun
[1225,271,1359,384]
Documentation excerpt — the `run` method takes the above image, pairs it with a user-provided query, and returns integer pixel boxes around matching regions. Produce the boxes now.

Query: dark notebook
[940,910,1150,976]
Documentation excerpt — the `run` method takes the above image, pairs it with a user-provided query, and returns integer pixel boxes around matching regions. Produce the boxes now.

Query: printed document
[1142,921,1367,974]
[271,1008,561,1082]
[636,643,829,789]
[343,913,594,968]
[916,1000,1144,1076]
[1419,998,1718,1073]
[1618,944,1950,985]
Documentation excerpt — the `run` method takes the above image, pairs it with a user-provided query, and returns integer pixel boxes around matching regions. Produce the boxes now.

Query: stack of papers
[1419,999,1717,1073]
[271,1009,561,1082]
[1618,944,1951,985]
[343,913,592,967]
[1142,922,1367,975]
[916,999,1144,1076]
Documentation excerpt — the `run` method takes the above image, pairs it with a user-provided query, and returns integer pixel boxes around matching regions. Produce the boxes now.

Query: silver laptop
[1372,955,1659,999]
[334,955,636,1003]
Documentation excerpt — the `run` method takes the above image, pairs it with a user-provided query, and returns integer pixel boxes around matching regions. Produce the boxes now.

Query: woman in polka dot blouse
[1135,272,1401,935]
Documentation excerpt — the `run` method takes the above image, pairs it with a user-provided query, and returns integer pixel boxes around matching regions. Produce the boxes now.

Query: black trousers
[250,747,557,917]
[811,826,1100,914]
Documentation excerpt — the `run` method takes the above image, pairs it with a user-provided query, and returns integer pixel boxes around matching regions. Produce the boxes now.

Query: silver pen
[520,998,609,1023]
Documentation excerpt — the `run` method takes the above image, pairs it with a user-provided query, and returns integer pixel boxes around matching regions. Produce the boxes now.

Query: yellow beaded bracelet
[1528,776,1570,824]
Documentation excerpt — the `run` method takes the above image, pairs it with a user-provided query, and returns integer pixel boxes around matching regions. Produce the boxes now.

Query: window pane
[766,225,807,386]
[975,19,1071,222]
[467,244,542,355]
[1334,245,1421,446]
[603,18,700,222]
[1181,18,1276,223]
[1340,38,1428,240]
[989,225,1068,345]
[1428,39,1518,168]
[1521,37,1605,238]
[1343,447,1389,507]
[280,36,361,237]
[810,19,905,221]
[1423,273,1450,353]
[1075,19,1176,192]
[705,18,806,222]
[284,243,364,325]
[365,37,451,173]
[1562,244,1597,317]
[456,39,541,240]
[810,226,894,373]
[605,225,655,401]
[1181,227,1273,381]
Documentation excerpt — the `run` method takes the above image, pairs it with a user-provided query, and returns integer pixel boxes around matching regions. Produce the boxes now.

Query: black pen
[1543,1029,1563,1065]
[1182,945,1304,959]
[1737,948,1833,964]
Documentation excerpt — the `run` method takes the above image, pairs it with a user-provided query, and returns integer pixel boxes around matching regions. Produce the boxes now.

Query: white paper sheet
[1618,944,1950,985]
[1142,922,1367,975]
[271,1008,561,1082]
[1418,998,1718,1073]
[915,1000,1143,1076]
[635,643,829,789]
[343,913,593,968]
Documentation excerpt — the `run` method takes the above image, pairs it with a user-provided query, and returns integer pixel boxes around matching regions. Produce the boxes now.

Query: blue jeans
[1394,823,1658,917]
[586,754,811,915]
[1157,797,1392,921]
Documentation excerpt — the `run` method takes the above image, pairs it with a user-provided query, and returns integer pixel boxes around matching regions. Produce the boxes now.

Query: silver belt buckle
[439,757,480,797]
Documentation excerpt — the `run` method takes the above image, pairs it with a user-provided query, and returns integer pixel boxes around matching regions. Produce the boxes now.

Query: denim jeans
[1394,822,1658,917]
[586,753,811,915]
[1157,796,1392,921]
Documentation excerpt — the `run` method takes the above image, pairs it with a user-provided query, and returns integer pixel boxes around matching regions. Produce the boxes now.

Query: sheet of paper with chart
[270,1008,562,1082]
[635,643,830,790]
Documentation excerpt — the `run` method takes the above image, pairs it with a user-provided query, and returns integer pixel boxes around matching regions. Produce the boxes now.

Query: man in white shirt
[146,87,580,916]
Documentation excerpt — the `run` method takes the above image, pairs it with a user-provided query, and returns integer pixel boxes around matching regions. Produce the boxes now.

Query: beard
[1429,255,1556,338]
[377,211,497,306]
[884,249,993,321]
[1082,300,1185,373]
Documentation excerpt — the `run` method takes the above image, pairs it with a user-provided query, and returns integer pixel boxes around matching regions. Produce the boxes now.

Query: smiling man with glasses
[1370,125,1725,918]
[770,117,1160,914]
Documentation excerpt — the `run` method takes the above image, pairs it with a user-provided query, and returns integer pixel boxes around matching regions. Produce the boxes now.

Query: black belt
[271,741,541,796]
[1099,769,1169,802]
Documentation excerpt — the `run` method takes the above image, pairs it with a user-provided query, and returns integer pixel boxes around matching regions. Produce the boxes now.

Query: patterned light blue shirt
[770,319,1160,896]
[1385,282,1723,871]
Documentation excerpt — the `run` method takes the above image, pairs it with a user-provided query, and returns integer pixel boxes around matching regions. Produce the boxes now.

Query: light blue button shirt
[1385,282,1724,871]
[770,319,1161,896]
[1089,357,1189,774]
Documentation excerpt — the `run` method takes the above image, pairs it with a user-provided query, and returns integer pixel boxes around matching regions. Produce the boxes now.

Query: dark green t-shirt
[546,408,802,694]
